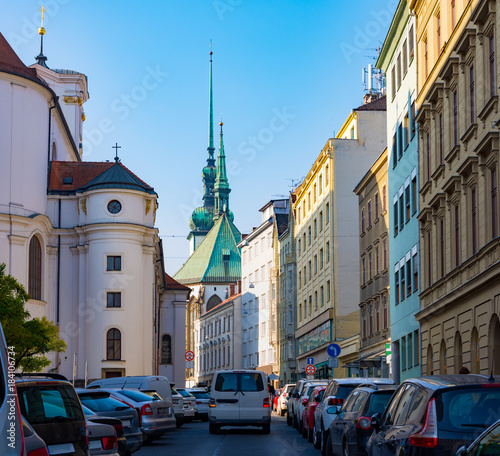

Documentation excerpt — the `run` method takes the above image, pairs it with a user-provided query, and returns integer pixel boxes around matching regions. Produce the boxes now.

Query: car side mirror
[292,392,299,398]
[314,394,321,402]
[327,405,341,414]
[456,446,468,456]
[371,413,382,432]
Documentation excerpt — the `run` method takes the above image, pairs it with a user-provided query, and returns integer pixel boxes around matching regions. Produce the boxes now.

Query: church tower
[213,121,234,222]
[188,48,217,254]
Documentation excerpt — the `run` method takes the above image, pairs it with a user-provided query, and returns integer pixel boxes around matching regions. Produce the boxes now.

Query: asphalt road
[136,412,320,456]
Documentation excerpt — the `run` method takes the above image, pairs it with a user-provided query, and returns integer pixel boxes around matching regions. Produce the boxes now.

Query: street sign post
[186,360,194,369]
[327,343,341,358]
[305,365,316,375]
[307,357,314,365]
[328,357,339,368]
[185,350,195,361]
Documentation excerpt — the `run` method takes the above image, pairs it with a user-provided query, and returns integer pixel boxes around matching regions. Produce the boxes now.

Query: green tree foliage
[0,263,67,371]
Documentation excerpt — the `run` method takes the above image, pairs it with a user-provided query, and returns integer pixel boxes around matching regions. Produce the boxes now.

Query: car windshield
[116,389,159,402]
[214,373,265,392]
[367,391,394,416]
[177,390,195,398]
[336,385,358,399]
[438,387,500,432]
[78,393,132,412]
[190,391,210,399]
[18,384,84,425]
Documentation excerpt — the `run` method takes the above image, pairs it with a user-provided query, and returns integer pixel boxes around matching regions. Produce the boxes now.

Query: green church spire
[213,121,232,221]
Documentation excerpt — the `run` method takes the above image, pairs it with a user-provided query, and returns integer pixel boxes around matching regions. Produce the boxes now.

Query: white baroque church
[0,31,188,385]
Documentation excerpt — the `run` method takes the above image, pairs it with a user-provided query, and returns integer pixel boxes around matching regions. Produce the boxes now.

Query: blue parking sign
[307,357,314,365]
[327,343,341,358]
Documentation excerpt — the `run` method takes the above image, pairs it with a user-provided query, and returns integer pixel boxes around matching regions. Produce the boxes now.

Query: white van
[87,375,173,406]
[208,369,271,434]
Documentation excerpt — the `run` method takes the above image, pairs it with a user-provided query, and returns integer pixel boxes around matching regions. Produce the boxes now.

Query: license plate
[47,443,75,455]
[88,439,102,450]
[121,419,131,426]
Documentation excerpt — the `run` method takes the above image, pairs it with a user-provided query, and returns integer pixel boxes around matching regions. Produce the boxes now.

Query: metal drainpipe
[46,105,56,192]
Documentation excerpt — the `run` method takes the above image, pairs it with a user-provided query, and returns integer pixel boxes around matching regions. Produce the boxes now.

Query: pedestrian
[459,366,470,374]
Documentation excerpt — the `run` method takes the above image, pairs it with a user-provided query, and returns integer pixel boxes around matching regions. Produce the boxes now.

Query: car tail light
[113,423,124,433]
[409,398,438,448]
[356,417,371,429]
[101,433,118,450]
[209,398,216,408]
[302,398,309,405]
[141,404,153,415]
[196,401,202,404]
[27,448,50,456]
[263,397,270,408]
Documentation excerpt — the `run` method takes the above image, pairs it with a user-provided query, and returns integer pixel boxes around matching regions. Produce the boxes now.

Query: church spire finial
[208,41,214,157]
[36,5,48,67]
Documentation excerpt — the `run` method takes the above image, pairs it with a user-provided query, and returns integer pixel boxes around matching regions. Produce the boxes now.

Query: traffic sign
[185,350,195,361]
[307,357,314,365]
[327,343,341,358]
[328,357,339,368]
[186,360,194,369]
[305,364,316,375]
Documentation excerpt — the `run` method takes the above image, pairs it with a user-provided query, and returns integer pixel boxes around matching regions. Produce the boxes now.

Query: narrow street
[136,412,319,456]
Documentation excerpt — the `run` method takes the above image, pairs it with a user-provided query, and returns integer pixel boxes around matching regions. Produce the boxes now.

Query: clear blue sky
[2,1,395,274]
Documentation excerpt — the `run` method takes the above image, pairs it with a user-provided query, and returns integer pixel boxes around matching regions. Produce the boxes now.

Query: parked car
[0,322,25,456]
[302,385,326,442]
[456,418,500,456]
[82,404,127,456]
[87,420,120,456]
[277,383,295,417]
[76,389,142,455]
[187,388,210,421]
[170,387,185,428]
[208,369,271,434]
[326,384,397,456]
[22,415,48,456]
[313,377,394,455]
[173,387,196,422]
[16,373,89,456]
[93,388,175,442]
[288,380,308,426]
[367,374,500,456]
[295,380,330,434]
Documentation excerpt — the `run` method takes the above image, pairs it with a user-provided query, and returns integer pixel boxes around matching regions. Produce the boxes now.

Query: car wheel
[308,426,314,443]
[325,433,333,456]
[321,428,329,456]
[176,418,184,428]
[280,408,285,416]
[343,439,350,456]
[262,424,270,434]
[209,423,219,434]
[298,418,303,434]
[313,427,321,449]
[302,422,308,438]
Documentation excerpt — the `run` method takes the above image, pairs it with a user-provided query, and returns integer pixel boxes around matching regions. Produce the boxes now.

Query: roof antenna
[489,348,495,382]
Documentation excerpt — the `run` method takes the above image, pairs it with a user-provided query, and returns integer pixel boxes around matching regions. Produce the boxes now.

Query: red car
[301,386,326,442]
[273,388,282,411]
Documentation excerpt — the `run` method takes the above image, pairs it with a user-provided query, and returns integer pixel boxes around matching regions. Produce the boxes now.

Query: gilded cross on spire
[39,6,46,35]
[112,143,121,162]
[36,5,48,67]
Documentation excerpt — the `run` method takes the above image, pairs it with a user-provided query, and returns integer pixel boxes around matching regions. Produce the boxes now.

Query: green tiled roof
[174,213,241,284]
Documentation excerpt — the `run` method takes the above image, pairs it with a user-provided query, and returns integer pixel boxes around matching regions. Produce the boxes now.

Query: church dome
[202,166,216,179]
[189,206,214,231]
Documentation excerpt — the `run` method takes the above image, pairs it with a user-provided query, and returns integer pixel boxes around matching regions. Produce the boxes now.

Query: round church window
[107,200,122,214]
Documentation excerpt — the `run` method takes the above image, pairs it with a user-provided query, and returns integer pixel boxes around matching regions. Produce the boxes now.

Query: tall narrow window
[453,91,458,146]
[375,300,380,332]
[413,252,418,291]
[412,175,418,214]
[400,263,405,301]
[383,239,387,269]
[405,112,409,146]
[472,188,477,254]
[382,185,387,212]
[327,281,331,301]
[400,194,405,230]
[439,113,443,165]
[369,304,373,336]
[409,25,415,61]
[375,194,379,219]
[369,252,372,279]
[392,133,397,168]
[107,328,121,360]
[440,218,445,278]
[376,246,380,274]
[391,66,396,99]
[397,54,402,88]
[405,185,411,222]
[362,258,366,284]
[326,203,330,224]
[383,295,388,328]
[395,270,400,304]
[29,236,42,300]
[326,242,330,262]
[361,208,365,232]
[455,204,460,267]
[490,34,495,97]
[394,200,399,235]
[451,0,456,29]
[411,102,416,137]
[403,40,408,74]
[492,168,498,239]
[406,258,412,296]
[161,334,172,364]
[427,231,432,286]
[426,133,431,181]
[470,65,475,123]
[368,201,372,226]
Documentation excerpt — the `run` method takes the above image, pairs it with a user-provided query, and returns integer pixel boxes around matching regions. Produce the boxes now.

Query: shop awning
[343,349,386,368]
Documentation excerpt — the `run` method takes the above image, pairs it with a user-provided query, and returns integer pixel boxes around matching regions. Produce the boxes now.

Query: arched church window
[207,294,222,311]
[29,236,42,300]
[161,334,172,364]
[107,328,121,360]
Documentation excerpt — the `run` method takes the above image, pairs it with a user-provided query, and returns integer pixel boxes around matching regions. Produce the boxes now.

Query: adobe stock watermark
[213,0,243,21]
[82,65,169,156]
[339,0,398,63]
[7,0,71,51]
[6,346,18,450]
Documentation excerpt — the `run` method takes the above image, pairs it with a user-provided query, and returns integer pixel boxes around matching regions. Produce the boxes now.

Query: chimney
[229,284,235,296]
[237,280,241,294]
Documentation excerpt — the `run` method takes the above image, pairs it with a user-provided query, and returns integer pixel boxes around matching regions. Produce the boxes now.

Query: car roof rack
[14,372,69,381]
